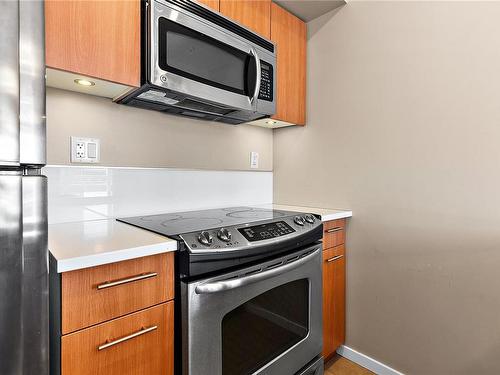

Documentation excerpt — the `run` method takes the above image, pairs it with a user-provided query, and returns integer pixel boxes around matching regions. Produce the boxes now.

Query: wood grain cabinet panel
[323,219,346,250]
[322,244,346,359]
[45,0,141,87]
[196,0,220,11]
[220,0,271,38]
[61,253,174,334]
[62,302,174,375]
[270,3,306,125]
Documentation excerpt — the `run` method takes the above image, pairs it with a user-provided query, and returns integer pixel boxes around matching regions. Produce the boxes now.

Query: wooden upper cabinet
[196,0,220,12]
[45,0,141,87]
[220,0,271,39]
[270,3,306,125]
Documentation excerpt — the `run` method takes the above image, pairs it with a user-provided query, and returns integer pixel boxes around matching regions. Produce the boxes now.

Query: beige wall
[274,2,500,374]
[47,87,273,171]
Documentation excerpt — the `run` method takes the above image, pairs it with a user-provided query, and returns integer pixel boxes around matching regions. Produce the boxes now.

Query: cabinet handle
[326,227,343,233]
[96,272,158,290]
[326,254,344,263]
[98,325,158,351]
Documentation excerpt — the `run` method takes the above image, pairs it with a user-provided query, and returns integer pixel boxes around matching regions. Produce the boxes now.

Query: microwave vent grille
[175,98,234,116]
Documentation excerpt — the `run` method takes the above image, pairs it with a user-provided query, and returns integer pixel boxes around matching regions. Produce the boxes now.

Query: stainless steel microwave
[118,0,276,125]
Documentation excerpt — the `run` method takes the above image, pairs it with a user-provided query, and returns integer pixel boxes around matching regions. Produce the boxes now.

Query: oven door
[182,244,323,375]
[149,0,266,113]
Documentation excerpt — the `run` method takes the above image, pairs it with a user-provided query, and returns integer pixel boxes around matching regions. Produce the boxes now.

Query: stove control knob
[217,228,232,242]
[305,214,316,224]
[294,216,305,226]
[198,231,213,246]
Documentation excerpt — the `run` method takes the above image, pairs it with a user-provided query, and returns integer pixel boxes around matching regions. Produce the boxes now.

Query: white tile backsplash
[44,166,273,224]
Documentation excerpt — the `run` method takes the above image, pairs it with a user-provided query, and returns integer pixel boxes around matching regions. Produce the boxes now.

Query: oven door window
[158,18,256,97]
[222,279,309,375]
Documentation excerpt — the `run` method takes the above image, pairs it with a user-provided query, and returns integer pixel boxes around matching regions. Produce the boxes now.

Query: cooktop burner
[117,206,298,236]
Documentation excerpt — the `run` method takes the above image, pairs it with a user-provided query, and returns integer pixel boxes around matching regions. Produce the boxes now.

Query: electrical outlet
[75,142,85,159]
[250,151,259,169]
[71,137,100,163]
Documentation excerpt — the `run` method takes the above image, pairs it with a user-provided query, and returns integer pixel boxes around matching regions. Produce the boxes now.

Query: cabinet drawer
[62,302,174,375]
[322,244,345,262]
[62,253,174,334]
[322,219,346,250]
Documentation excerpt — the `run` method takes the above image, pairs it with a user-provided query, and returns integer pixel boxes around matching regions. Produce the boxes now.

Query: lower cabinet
[61,302,174,375]
[50,253,175,375]
[322,228,346,360]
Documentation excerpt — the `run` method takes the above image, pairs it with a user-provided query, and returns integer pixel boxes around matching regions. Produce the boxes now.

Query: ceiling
[273,0,346,22]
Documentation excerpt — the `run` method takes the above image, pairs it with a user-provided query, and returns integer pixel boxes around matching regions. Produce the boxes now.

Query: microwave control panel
[258,62,273,102]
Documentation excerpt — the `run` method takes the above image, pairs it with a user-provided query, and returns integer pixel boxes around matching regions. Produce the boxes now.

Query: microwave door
[150,3,258,111]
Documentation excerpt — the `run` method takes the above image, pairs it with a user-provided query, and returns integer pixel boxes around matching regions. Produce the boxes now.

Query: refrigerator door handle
[19,0,46,166]
[21,175,49,374]
[0,1,20,166]
[0,173,23,374]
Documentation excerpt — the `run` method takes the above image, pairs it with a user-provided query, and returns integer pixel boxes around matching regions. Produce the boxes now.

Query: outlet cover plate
[250,151,259,169]
[71,136,100,163]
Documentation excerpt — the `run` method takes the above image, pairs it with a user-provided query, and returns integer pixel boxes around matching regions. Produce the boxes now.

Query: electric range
[118,206,325,375]
[118,206,323,278]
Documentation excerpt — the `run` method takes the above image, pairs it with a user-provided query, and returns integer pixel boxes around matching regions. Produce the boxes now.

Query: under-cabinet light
[74,78,95,87]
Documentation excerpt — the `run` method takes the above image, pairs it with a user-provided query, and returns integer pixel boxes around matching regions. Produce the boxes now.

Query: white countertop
[269,204,352,221]
[49,219,177,273]
[49,205,350,273]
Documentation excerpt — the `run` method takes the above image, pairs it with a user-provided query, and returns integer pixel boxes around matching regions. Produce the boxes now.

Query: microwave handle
[249,48,261,104]
[194,247,320,295]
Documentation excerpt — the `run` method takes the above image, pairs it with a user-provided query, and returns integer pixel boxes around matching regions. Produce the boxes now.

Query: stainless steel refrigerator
[0,0,48,374]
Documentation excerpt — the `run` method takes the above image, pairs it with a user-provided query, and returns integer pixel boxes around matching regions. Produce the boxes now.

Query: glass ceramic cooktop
[117,207,300,236]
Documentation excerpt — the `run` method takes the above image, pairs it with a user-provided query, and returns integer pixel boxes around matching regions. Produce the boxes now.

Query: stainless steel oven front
[181,244,323,375]
[148,0,276,118]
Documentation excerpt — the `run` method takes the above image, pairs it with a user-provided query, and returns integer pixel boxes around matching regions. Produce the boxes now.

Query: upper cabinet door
[45,0,141,87]
[271,3,306,125]
[219,0,271,39]
[196,0,220,12]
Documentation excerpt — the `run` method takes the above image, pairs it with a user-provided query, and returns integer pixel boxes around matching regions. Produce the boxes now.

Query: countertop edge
[319,210,353,221]
[268,204,353,222]
[55,241,178,273]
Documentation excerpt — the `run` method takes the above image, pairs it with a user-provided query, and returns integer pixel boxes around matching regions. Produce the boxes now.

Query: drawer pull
[326,227,343,233]
[98,325,158,351]
[326,255,344,263]
[97,272,158,290]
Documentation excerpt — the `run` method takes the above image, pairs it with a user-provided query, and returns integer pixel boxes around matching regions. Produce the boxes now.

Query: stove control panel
[238,221,294,242]
[180,214,321,253]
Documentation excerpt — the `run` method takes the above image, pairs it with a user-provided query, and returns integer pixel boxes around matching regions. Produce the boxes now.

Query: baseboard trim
[336,345,405,375]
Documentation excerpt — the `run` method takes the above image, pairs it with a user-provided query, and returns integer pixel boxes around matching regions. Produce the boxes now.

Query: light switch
[87,143,97,158]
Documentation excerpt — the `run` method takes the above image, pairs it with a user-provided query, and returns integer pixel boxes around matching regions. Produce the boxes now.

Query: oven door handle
[249,47,261,105]
[195,247,320,295]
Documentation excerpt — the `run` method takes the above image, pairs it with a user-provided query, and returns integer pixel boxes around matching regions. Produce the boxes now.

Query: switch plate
[250,151,259,169]
[71,137,100,163]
